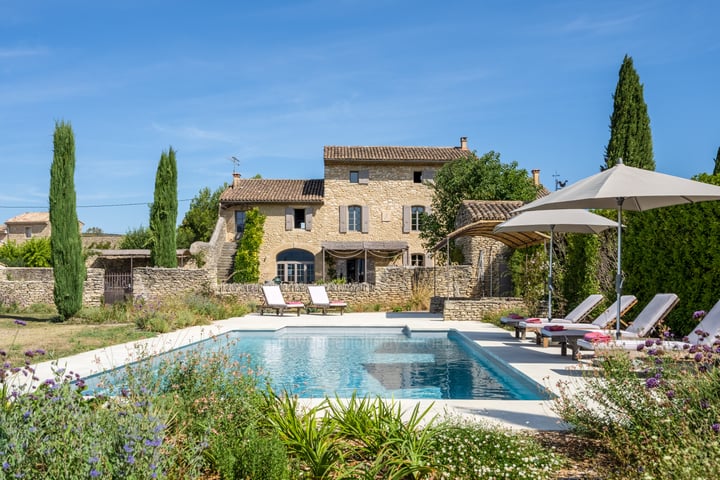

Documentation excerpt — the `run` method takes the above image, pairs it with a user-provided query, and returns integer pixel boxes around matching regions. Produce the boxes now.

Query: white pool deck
[30,311,593,431]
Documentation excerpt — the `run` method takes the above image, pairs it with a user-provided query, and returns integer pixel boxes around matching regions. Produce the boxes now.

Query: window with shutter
[358,170,369,184]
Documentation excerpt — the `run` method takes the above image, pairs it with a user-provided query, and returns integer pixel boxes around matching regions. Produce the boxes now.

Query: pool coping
[29,311,592,431]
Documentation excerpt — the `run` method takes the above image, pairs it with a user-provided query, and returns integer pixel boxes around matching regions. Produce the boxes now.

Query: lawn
[0,315,156,366]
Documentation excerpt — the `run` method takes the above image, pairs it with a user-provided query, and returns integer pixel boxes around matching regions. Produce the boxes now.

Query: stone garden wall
[0,262,520,321]
[0,267,105,308]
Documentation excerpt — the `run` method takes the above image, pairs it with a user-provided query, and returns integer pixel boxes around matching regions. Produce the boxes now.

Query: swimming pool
[83,326,550,401]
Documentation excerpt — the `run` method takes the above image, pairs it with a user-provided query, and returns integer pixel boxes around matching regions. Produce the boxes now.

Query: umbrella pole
[548,227,554,321]
[616,199,625,339]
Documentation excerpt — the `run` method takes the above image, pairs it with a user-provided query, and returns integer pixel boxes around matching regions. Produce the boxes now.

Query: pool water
[83,327,550,400]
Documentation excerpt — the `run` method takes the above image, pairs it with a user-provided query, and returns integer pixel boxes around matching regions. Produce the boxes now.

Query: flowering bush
[553,309,720,479]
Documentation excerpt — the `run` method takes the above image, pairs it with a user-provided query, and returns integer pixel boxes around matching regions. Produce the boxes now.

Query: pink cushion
[286,302,304,306]
[508,313,524,319]
[543,325,565,331]
[583,331,612,343]
[524,318,542,324]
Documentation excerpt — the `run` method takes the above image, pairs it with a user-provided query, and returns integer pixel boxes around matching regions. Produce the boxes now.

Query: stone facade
[219,139,473,285]
[455,236,514,297]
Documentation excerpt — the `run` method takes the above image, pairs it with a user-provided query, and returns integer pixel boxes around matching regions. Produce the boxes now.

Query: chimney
[531,169,540,186]
[460,136,468,151]
[232,172,241,188]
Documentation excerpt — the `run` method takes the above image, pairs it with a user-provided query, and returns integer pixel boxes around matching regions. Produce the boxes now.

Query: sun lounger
[259,285,305,316]
[307,285,347,315]
[521,295,636,344]
[502,294,604,340]
[577,297,720,355]
[543,293,678,358]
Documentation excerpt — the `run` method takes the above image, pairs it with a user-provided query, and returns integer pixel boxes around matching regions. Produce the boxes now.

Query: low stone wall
[0,267,105,308]
[132,267,212,303]
[437,297,526,321]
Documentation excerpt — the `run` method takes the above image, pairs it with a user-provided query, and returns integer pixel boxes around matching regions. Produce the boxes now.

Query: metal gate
[104,272,132,304]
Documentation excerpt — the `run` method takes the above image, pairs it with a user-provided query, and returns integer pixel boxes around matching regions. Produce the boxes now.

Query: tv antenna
[552,171,567,190]
[230,156,240,174]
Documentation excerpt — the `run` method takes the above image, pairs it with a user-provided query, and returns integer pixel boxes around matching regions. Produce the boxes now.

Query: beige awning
[432,220,548,251]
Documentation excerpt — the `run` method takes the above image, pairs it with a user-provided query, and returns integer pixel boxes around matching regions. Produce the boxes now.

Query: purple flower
[88,456,99,464]
[145,437,162,447]
[694,310,707,319]
[666,389,675,399]
[701,400,710,409]
[123,444,133,453]
[90,469,101,478]
[695,352,704,362]
[23,350,35,358]
[713,423,720,433]
[126,455,135,465]
[0,349,6,356]
[636,343,645,352]
[2,461,9,470]
[645,339,655,347]
[13,319,27,326]
[645,377,660,389]
[34,349,45,356]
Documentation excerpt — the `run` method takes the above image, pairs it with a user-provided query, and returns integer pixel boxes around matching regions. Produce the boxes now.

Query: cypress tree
[49,121,85,320]
[149,147,178,267]
[713,146,720,176]
[603,55,655,170]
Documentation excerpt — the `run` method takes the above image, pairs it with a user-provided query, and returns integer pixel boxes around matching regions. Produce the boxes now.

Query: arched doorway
[276,248,315,283]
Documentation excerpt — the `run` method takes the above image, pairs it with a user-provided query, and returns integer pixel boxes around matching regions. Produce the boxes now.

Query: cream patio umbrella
[494,209,617,321]
[514,159,720,338]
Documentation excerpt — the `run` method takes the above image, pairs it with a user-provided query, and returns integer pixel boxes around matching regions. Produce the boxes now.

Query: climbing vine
[232,208,266,283]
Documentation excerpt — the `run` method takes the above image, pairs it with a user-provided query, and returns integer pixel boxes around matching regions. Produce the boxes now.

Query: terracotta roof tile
[220,179,324,204]
[455,200,524,228]
[5,212,50,224]
[324,145,471,163]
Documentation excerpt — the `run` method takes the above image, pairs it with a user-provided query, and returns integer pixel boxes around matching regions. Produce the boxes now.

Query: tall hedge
[149,147,178,267]
[233,208,266,283]
[624,172,720,335]
[49,121,86,320]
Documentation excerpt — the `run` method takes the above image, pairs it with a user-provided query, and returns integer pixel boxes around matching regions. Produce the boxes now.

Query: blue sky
[1,0,718,234]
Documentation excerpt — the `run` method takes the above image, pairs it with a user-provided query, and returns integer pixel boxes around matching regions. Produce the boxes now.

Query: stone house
[2,212,84,244]
[218,137,474,284]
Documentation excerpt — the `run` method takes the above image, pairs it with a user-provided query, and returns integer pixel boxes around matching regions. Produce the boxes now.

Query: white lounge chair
[534,294,638,338]
[259,285,304,316]
[577,297,720,354]
[307,285,347,315]
[543,293,678,358]
[504,294,604,340]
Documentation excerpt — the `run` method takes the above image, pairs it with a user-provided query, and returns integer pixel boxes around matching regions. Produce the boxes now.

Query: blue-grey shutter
[339,205,347,233]
[422,170,435,182]
[402,205,411,233]
[361,205,369,233]
[305,208,313,231]
[359,170,369,184]
[285,208,293,230]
